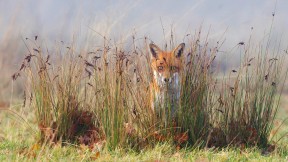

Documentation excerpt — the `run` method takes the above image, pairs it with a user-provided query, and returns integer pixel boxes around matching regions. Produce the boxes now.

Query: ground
[0,95,287,162]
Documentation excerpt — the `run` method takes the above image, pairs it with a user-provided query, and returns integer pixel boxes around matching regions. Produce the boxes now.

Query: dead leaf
[152,131,166,142]
[90,151,100,160]
[174,132,189,144]
[31,143,40,151]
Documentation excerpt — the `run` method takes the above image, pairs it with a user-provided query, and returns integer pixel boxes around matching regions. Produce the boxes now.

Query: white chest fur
[152,71,181,116]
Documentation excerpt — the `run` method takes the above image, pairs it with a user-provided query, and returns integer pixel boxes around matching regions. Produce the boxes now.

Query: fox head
[149,43,185,87]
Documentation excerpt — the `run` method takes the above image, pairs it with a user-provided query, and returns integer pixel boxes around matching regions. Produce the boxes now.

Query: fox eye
[170,66,178,71]
[157,66,163,71]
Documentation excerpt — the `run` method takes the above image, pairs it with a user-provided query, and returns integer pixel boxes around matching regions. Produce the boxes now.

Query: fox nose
[164,78,170,82]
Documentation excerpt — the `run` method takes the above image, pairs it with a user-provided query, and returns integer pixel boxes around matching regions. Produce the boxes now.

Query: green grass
[0,95,288,161]
[2,23,288,160]
[0,118,287,162]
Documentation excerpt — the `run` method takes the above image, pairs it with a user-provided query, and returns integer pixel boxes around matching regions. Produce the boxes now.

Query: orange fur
[149,43,185,116]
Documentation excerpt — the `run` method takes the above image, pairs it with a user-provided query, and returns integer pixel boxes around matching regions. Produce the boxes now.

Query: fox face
[149,43,185,88]
[149,43,185,116]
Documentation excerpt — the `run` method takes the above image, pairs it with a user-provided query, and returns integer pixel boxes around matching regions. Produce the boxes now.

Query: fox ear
[173,43,185,58]
[149,43,161,58]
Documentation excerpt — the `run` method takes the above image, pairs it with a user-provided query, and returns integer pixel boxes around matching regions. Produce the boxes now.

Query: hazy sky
[1,0,287,100]
[0,0,287,50]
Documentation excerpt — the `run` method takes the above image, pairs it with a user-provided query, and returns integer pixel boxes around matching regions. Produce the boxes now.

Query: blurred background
[0,0,287,103]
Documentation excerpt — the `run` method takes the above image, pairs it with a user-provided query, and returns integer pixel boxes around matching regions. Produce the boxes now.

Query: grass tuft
[10,27,288,156]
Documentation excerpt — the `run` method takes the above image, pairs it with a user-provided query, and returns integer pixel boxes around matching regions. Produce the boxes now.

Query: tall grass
[212,39,287,148]
[22,44,89,143]
[15,28,287,151]
[176,31,218,146]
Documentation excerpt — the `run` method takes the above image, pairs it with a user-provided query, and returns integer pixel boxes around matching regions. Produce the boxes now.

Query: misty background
[0,0,287,101]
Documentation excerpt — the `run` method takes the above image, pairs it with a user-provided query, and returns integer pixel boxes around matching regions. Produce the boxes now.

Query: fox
[149,43,185,118]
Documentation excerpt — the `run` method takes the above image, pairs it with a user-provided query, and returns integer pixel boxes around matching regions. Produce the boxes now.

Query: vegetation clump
[13,29,287,154]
